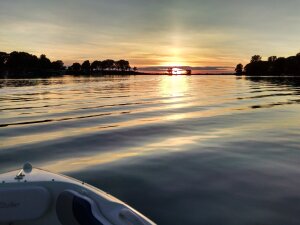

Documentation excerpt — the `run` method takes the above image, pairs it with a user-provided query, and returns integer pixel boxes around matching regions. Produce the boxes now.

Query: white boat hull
[0,165,155,225]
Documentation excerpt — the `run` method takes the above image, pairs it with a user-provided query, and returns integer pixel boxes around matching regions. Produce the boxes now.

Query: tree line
[68,59,137,75]
[0,51,138,78]
[235,52,300,76]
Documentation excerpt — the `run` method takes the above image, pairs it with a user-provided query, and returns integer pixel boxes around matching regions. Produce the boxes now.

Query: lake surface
[1,75,300,225]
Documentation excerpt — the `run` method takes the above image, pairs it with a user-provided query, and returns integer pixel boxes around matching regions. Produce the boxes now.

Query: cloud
[1,0,300,67]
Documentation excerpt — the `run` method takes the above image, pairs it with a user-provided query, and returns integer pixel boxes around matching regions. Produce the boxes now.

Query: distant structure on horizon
[167,67,192,75]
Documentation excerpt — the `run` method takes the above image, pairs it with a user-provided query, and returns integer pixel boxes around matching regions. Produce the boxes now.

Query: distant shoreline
[0,50,237,78]
[3,50,300,78]
[0,73,237,79]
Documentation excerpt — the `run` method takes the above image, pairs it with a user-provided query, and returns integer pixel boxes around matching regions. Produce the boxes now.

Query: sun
[166,67,192,75]
[171,68,185,75]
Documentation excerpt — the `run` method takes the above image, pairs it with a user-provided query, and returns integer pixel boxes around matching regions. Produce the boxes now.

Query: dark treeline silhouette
[67,59,138,75]
[0,51,65,78]
[235,53,300,76]
[0,51,139,78]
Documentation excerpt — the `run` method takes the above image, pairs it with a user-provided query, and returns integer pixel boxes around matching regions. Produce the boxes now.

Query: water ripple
[1,75,300,225]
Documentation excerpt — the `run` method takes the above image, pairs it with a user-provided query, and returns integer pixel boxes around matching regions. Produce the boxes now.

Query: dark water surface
[1,75,300,225]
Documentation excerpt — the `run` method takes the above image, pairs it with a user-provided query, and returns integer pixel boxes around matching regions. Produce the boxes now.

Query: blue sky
[1,0,300,72]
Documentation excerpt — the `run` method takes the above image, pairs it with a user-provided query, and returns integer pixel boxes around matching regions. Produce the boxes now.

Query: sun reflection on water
[159,76,189,98]
[45,132,224,173]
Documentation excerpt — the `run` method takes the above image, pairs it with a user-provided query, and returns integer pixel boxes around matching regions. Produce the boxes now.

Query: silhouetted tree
[81,60,91,74]
[39,54,52,70]
[0,52,8,71]
[101,59,115,71]
[133,67,138,72]
[243,52,300,76]
[115,60,130,71]
[6,51,39,72]
[284,56,299,75]
[268,56,277,62]
[51,60,65,70]
[244,61,268,75]
[235,64,243,75]
[251,55,262,63]
[296,53,300,74]
[69,63,81,72]
[272,57,286,75]
[91,60,102,71]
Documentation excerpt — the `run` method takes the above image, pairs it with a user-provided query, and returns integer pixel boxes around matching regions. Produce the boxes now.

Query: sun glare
[171,68,185,75]
[160,75,189,97]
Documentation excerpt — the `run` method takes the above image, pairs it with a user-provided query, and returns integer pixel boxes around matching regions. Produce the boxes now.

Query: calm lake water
[1,75,300,225]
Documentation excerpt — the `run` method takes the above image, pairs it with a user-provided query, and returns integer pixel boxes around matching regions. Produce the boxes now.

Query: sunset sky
[1,0,300,73]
